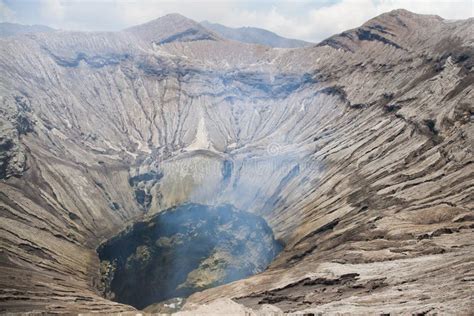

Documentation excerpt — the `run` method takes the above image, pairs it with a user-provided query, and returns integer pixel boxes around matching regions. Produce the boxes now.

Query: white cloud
[40,0,65,21]
[0,0,16,22]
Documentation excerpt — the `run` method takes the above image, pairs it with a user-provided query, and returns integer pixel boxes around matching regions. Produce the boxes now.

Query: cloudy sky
[0,0,472,42]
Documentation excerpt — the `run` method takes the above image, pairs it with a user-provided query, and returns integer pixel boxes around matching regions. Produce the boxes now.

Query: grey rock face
[0,95,32,179]
[0,9,473,314]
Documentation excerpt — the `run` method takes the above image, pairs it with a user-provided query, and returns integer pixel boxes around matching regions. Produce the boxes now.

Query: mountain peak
[364,8,444,29]
[125,13,220,44]
[317,9,447,52]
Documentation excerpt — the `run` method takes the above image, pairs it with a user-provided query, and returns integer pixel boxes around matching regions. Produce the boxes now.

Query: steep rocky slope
[0,9,473,314]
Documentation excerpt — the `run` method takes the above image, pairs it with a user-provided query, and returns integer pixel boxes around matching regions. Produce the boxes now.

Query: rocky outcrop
[0,95,32,179]
[0,9,473,314]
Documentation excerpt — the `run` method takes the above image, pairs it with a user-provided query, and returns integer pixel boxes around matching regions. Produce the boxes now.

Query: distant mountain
[200,21,312,48]
[0,22,54,37]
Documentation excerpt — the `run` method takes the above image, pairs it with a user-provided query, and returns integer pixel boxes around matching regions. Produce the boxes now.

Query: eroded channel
[97,203,282,309]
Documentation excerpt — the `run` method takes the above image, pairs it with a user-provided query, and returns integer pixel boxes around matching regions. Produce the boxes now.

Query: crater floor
[97,203,282,309]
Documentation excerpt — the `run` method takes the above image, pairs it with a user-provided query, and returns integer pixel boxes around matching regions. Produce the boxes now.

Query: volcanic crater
[0,9,473,315]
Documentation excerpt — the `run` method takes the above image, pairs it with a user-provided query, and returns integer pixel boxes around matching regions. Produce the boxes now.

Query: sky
[0,0,473,42]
